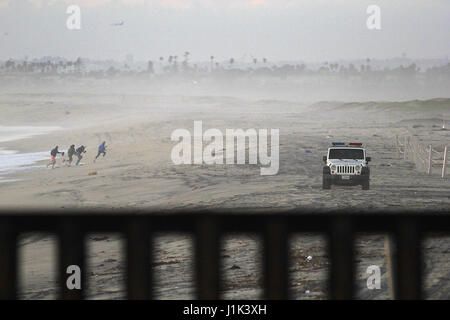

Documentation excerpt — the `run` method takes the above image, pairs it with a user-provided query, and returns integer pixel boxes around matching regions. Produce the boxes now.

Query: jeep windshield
[329,148,364,160]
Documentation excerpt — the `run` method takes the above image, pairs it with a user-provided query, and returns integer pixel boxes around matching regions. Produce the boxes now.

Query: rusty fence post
[58,218,85,300]
[384,234,396,299]
[126,218,152,299]
[195,217,220,299]
[263,219,288,300]
[328,217,354,300]
[0,220,17,299]
[394,218,422,299]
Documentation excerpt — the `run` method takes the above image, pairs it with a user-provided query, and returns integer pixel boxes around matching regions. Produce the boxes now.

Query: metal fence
[1,210,449,300]
[396,134,448,178]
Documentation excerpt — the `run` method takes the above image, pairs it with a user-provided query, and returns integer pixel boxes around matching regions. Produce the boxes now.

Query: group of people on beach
[47,141,107,169]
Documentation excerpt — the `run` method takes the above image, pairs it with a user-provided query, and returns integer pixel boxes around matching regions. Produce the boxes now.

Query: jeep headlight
[331,165,336,171]
[355,165,362,172]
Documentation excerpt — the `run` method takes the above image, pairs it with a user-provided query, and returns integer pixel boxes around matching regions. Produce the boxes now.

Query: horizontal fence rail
[0,210,449,300]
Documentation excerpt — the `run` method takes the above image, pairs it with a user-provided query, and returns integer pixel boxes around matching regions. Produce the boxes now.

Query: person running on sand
[94,141,107,162]
[75,145,86,166]
[65,145,76,166]
[47,146,64,169]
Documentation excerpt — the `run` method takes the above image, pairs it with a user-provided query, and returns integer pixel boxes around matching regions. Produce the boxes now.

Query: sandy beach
[0,84,449,299]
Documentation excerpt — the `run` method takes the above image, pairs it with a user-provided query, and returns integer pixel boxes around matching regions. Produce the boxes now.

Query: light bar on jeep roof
[331,142,363,146]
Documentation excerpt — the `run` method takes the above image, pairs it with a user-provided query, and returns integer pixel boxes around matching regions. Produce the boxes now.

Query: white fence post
[404,136,408,160]
[442,146,448,178]
[396,135,400,157]
[428,145,432,175]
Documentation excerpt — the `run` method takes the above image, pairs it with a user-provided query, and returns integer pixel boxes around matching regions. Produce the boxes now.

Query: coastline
[0,92,448,299]
[0,126,61,183]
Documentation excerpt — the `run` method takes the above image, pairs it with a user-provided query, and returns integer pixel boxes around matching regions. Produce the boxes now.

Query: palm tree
[365,58,371,72]
[47,61,52,73]
[5,60,15,71]
[67,61,73,73]
[75,57,82,73]
[210,56,214,71]
[182,52,190,71]
[147,60,154,74]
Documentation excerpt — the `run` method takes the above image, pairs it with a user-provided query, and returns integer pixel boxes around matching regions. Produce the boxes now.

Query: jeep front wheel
[322,175,331,189]
[362,179,370,190]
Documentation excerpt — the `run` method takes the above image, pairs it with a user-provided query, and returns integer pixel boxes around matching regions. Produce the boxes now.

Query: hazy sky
[0,0,449,62]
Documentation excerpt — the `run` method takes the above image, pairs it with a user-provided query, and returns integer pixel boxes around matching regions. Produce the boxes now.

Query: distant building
[126,54,134,65]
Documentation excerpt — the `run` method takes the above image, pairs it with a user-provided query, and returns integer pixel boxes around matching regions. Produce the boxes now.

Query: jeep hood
[328,159,365,165]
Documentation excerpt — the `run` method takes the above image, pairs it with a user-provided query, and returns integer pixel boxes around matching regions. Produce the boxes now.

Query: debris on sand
[230,264,241,270]
[88,171,98,175]
[91,236,108,241]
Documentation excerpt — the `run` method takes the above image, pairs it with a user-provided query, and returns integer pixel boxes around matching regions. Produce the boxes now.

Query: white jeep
[322,143,371,190]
